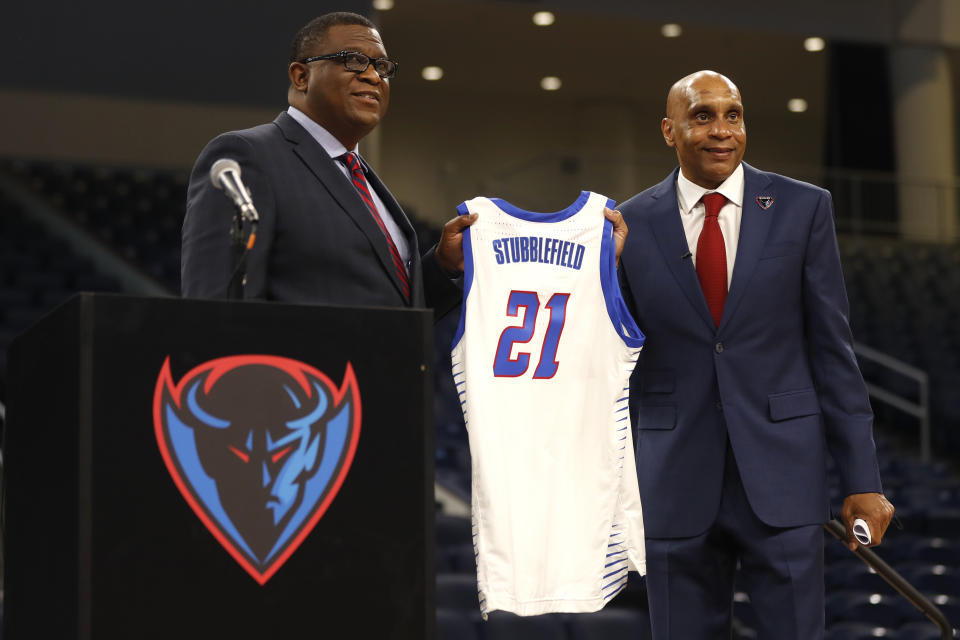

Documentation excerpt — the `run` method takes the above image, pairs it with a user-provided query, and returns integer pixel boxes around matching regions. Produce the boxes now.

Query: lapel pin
[756,196,774,210]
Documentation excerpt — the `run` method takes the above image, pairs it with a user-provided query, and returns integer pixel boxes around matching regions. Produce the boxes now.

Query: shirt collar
[286,106,359,159]
[676,163,744,215]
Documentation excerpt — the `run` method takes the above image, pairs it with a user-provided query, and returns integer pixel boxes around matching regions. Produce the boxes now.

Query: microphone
[210,158,259,223]
[681,251,692,260]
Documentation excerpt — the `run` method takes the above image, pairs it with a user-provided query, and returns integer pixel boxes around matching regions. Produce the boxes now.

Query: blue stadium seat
[824,621,899,640]
[436,514,472,547]
[484,611,569,640]
[868,532,916,564]
[435,437,470,473]
[435,468,471,500]
[888,506,927,534]
[436,549,457,574]
[926,594,960,630]
[436,573,481,611]
[436,608,480,640]
[901,563,960,596]
[927,508,960,537]
[908,537,960,565]
[827,592,862,625]
[567,608,651,640]
[825,560,892,594]
[441,543,477,574]
[895,621,950,640]
[839,593,911,628]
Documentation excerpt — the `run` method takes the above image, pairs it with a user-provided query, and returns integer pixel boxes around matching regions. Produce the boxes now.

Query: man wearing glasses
[181,11,474,314]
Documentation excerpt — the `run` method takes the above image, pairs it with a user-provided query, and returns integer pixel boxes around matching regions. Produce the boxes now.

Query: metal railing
[824,519,955,639]
[853,341,931,462]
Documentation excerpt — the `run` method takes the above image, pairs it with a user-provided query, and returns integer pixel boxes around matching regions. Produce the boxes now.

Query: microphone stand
[226,203,258,300]
[210,158,260,300]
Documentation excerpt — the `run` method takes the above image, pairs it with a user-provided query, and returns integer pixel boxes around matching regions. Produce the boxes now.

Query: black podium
[4,293,436,639]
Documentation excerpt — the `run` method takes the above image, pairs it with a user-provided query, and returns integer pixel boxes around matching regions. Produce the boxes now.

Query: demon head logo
[153,355,361,584]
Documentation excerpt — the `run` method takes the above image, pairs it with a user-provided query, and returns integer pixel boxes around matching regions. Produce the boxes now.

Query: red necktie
[341,152,410,301]
[696,192,727,327]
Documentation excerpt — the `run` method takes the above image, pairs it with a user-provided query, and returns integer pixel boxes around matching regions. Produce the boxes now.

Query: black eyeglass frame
[298,50,399,79]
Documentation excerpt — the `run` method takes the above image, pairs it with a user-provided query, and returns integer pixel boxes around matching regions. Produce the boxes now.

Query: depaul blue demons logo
[152,355,361,585]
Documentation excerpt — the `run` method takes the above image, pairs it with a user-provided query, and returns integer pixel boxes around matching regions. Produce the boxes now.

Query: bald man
[617,71,894,639]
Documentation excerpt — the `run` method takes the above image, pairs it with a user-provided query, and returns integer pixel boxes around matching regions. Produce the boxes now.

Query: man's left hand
[435,213,479,273]
[605,207,628,265]
[841,492,895,551]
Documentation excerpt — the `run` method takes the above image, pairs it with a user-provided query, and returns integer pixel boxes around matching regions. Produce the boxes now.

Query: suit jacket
[181,111,460,316]
[618,163,882,538]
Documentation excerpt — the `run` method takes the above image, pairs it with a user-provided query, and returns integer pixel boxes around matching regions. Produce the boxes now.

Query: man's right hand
[435,213,478,274]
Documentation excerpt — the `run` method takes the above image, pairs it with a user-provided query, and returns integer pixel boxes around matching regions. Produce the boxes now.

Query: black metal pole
[823,519,955,639]
[227,212,246,300]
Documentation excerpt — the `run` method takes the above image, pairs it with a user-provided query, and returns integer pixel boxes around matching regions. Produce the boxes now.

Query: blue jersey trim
[599,199,645,348]
[452,202,474,348]
[489,190,590,223]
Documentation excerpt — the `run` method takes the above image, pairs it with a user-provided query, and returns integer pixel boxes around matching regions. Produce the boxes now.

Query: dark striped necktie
[340,152,410,301]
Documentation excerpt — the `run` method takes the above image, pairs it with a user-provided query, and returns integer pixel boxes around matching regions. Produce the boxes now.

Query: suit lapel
[274,112,410,302]
[648,170,718,333]
[718,163,774,331]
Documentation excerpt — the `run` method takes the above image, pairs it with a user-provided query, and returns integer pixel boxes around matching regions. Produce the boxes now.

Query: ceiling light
[540,76,562,91]
[421,66,444,81]
[532,11,555,26]
[661,23,682,38]
[787,98,808,113]
[804,37,825,52]
[372,0,394,10]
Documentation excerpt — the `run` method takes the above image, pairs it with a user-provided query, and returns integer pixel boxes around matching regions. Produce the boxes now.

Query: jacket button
[715,342,724,353]
[716,401,723,411]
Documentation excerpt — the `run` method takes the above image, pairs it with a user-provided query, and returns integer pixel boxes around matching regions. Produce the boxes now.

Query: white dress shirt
[287,106,411,267]
[676,164,745,289]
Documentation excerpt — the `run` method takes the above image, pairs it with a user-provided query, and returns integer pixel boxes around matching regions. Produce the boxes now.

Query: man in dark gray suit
[181,12,474,316]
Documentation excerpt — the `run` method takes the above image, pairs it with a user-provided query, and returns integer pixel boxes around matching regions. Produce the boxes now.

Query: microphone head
[210,158,241,190]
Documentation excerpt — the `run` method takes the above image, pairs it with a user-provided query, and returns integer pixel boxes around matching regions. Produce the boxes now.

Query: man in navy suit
[618,70,894,639]
[181,12,474,315]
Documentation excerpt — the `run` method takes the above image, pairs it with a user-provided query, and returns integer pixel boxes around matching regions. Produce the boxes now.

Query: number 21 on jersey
[493,290,570,379]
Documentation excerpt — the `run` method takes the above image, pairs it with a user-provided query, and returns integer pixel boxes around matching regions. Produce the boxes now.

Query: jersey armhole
[599,199,645,348]
[451,202,475,349]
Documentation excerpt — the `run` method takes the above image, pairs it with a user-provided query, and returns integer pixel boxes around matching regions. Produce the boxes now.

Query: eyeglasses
[298,51,399,79]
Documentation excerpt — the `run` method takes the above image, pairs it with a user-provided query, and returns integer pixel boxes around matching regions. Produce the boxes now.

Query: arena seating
[2,160,187,288]
[0,186,123,401]
[841,241,960,453]
[565,607,652,639]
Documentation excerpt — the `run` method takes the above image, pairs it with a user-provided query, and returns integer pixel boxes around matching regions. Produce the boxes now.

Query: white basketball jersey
[451,191,646,617]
